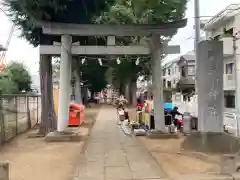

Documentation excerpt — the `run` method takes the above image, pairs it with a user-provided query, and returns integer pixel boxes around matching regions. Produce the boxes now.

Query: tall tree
[5,61,32,92]
[95,0,187,103]
[0,61,31,94]
[81,58,108,94]
[3,0,113,135]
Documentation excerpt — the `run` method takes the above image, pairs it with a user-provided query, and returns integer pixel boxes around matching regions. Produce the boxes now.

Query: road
[72,106,168,180]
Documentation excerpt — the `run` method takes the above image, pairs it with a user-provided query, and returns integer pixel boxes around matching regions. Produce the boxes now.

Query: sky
[0,0,239,75]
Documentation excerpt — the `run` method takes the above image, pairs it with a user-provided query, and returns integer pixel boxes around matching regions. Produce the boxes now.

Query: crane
[0,25,14,72]
[0,6,15,72]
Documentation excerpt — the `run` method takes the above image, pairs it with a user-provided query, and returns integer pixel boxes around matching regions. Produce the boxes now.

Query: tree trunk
[72,59,82,104]
[74,70,82,104]
[130,79,137,106]
[38,55,57,135]
[124,79,130,103]
[119,82,124,95]
[82,87,88,105]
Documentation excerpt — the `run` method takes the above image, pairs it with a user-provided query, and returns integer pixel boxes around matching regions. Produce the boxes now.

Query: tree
[80,58,108,94]
[0,72,18,94]
[0,61,31,94]
[5,61,32,92]
[95,0,187,103]
[3,0,115,46]
[3,0,113,135]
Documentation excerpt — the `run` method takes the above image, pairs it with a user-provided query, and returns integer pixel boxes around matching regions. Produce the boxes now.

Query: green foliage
[79,58,108,93]
[3,0,114,46]
[95,0,187,26]
[52,57,107,93]
[0,72,19,94]
[3,61,32,93]
[95,0,187,87]
[0,78,19,94]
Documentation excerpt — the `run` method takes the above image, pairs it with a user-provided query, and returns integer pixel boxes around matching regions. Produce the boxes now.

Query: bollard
[183,112,191,135]
[0,162,9,180]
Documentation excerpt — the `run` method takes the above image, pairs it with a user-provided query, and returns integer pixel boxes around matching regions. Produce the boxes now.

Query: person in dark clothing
[170,107,183,126]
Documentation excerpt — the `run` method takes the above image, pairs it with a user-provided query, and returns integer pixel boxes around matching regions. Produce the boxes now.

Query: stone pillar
[197,40,223,132]
[151,35,165,131]
[57,35,72,132]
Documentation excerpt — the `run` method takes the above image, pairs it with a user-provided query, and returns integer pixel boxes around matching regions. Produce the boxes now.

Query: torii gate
[38,19,187,133]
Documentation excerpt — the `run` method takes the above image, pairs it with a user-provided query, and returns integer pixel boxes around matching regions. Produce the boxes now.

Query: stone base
[45,131,81,142]
[0,162,9,180]
[181,132,240,153]
[146,130,180,139]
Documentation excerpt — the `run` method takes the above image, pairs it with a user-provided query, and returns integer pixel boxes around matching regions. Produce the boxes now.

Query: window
[163,69,166,76]
[224,92,235,108]
[168,68,171,75]
[167,81,171,88]
[163,79,166,87]
[188,66,195,76]
[225,63,234,74]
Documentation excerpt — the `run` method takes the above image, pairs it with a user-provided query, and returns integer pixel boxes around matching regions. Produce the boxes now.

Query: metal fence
[0,94,41,144]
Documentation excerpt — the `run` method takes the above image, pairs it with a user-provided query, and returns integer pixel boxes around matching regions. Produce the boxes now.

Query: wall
[0,95,41,142]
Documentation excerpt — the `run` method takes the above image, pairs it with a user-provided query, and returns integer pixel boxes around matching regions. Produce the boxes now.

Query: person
[136,98,144,111]
[119,94,125,100]
[170,106,183,127]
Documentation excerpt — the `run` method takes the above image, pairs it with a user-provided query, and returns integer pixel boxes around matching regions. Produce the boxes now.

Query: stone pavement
[72,106,168,180]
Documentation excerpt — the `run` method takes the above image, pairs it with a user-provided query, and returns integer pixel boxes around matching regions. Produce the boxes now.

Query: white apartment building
[204,4,240,112]
[162,60,180,89]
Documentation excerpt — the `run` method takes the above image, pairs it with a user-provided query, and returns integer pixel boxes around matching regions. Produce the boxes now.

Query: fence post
[15,96,18,135]
[0,97,4,144]
[37,96,39,124]
[27,96,31,129]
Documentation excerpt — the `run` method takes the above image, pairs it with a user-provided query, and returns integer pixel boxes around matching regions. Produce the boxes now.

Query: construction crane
[0,25,14,72]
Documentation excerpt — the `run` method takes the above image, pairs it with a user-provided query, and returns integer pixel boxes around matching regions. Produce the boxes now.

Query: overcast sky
[0,0,239,75]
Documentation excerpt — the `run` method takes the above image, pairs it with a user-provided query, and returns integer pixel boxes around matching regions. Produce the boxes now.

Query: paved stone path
[72,107,168,180]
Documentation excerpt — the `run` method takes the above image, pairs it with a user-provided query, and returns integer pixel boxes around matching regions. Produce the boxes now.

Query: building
[162,51,196,93]
[204,4,240,112]
[162,61,179,89]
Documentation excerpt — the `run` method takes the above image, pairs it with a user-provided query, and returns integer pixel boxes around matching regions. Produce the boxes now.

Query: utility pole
[194,0,202,132]
[194,0,200,93]
[233,32,240,136]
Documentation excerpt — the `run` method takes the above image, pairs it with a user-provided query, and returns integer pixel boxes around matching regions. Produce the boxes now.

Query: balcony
[224,74,235,90]
[219,37,234,56]
[177,76,195,90]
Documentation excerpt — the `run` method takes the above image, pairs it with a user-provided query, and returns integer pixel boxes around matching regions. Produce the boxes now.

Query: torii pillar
[151,36,165,131]
[57,35,72,132]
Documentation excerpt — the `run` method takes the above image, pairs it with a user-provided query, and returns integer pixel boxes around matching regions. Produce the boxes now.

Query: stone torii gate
[38,20,187,134]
